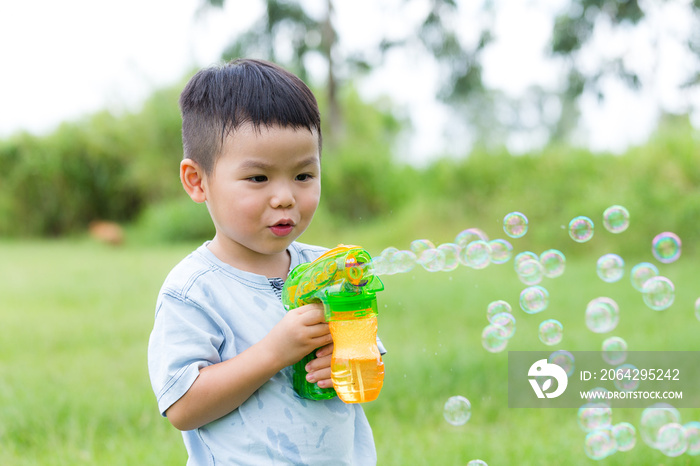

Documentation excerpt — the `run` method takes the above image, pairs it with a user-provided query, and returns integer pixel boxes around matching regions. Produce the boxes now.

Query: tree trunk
[322,0,343,144]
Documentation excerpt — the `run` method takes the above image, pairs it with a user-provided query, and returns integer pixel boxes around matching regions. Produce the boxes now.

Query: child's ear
[180,158,207,203]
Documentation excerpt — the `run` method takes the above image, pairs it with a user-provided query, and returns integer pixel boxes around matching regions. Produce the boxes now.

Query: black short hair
[179,58,322,175]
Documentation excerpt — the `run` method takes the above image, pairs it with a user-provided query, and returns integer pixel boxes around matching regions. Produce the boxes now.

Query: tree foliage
[201,0,700,148]
[551,0,700,110]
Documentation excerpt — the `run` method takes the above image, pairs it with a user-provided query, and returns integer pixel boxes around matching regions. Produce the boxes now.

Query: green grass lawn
[1,239,698,465]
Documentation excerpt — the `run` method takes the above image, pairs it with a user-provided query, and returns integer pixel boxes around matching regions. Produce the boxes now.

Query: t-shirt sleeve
[147,291,225,417]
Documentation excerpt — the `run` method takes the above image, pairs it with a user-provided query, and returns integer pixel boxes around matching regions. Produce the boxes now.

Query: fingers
[291,304,330,341]
[281,304,331,351]
[294,303,326,323]
[305,351,332,387]
[308,330,333,349]
[307,370,332,388]
[315,342,333,358]
[306,345,332,370]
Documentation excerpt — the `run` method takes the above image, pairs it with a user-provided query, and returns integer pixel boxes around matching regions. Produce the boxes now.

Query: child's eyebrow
[238,157,319,171]
[238,160,272,171]
[295,157,321,169]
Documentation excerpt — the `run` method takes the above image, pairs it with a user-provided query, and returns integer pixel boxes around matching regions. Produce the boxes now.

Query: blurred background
[1,1,700,464]
[1,0,699,247]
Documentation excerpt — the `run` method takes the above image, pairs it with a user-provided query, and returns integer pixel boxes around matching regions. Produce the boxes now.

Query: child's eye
[296,173,314,181]
[248,175,268,183]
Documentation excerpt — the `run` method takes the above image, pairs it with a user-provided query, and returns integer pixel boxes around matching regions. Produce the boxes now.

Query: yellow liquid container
[329,315,384,403]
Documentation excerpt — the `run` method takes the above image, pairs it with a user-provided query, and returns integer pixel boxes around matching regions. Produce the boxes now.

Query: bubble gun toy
[282,245,385,403]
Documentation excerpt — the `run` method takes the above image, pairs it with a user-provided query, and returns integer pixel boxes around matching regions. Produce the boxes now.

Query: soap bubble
[549,350,575,377]
[640,403,682,449]
[684,421,700,456]
[437,243,460,272]
[513,251,540,283]
[603,205,630,233]
[418,248,446,272]
[596,254,625,283]
[490,312,516,339]
[481,324,508,353]
[569,216,595,242]
[695,298,700,321]
[409,239,445,272]
[519,286,549,314]
[466,460,487,466]
[410,239,435,257]
[612,422,637,452]
[460,240,491,269]
[540,249,566,278]
[584,427,617,460]
[514,251,538,271]
[443,395,472,426]
[369,255,390,275]
[630,262,659,292]
[374,247,398,274]
[613,364,640,392]
[652,232,681,264]
[585,297,619,334]
[602,336,628,365]
[380,246,399,260]
[516,259,544,285]
[578,403,613,432]
[503,211,528,238]
[658,423,688,457]
[488,239,513,264]
[538,319,563,345]
[642,276,675,311]
[487,300,512,322]
[455,228,488,249]
[390,250,417,274]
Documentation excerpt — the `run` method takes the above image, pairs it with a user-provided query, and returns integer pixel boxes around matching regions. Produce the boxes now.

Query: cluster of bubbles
[638,404,700,457]
[382,205,698,461]
[568,205,631,244]
[480,300,515,353]
[371,230,503,276]
[575,385,623,460]
[578,401,700,459]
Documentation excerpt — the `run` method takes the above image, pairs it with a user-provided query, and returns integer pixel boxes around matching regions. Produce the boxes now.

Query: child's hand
[263,303,332,369]
[304,342,334,388]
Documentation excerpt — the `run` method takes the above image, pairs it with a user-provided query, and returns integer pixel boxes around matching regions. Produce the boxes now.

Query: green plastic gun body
[282,245,384,403]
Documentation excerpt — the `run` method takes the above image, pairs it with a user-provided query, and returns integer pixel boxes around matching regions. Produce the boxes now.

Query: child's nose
[270,183,295,208]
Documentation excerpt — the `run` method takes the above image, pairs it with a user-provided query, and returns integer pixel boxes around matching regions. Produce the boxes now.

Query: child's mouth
[270,221,295,237]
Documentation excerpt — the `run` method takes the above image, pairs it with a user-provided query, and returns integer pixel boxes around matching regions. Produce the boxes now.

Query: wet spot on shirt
[316,425,331,448]
[267,427,303,464]
[324,398,349,414]
[252,391,264,410]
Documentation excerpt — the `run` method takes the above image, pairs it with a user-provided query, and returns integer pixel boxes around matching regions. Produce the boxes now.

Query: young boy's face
[192,124,321,270]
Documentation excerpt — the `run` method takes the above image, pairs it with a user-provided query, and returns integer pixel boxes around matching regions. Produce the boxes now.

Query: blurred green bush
[0,79,698,257]
[0,85,184,237]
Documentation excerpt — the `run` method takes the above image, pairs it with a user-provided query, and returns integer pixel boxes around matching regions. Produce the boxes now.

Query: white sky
[0,0,697,164]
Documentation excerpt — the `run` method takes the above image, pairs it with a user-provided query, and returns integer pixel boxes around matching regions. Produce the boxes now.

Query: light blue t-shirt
[147,241,377,465]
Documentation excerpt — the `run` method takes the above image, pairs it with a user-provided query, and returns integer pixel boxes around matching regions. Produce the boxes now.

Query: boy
[147,59,377,464]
